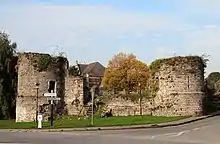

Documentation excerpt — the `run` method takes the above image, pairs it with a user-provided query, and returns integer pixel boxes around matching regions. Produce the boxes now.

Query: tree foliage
[206,72,220,85]
[214,79,220,93]
[205,72,220,94]
[0,32,17,119]
[37,54,52,71]
[102,52,150,93]
[69,65,80,76]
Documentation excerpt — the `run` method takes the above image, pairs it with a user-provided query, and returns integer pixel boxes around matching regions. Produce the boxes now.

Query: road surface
[0,115,220,144]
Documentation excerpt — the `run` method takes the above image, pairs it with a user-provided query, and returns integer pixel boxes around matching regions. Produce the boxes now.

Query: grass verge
[0,115,188,129]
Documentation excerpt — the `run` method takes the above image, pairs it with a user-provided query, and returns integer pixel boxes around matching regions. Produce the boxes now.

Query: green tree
[69,65,80,76]
[206,72,220,94]
[214,79,220,93]
[102,52,150,93]
[0,32,17,119]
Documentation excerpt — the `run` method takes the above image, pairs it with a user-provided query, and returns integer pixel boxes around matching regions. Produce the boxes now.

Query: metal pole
[91,89,94,126]
[35,83,39,123]
[139,83,142,116]
[36,88,39,122]
[50,99,54,127]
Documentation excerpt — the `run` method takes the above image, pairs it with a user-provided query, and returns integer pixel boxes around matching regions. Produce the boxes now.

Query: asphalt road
[0,115,220,144]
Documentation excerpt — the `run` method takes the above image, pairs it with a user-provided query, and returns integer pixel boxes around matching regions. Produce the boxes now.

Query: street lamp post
[90,87,95,126]
[139,83,142,117]
[35,82,40,122]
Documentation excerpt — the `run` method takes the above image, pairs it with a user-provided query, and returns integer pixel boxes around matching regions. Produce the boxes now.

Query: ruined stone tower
[15,53,206,121]
[16,52,84,122]
[152,56,206,116]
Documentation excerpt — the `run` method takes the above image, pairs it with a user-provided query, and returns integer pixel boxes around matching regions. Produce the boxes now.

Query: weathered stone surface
[16,53,84,122]
[105,98,152,116]
[16,53,59,122]
[16,54,206,122]
[65,76,84,116]
[106,56,206,117]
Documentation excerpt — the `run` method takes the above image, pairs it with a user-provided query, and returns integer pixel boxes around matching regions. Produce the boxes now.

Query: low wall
[105,98,153,116]
[105,92,205,117]
[16,95,52,122]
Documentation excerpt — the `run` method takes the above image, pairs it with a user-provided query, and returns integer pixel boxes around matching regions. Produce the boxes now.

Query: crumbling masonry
[105,56,206,117]
[15,53,206,122]
[16,53,84,122]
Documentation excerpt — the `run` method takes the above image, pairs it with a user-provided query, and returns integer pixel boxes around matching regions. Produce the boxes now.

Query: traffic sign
[44,93,57,97]
[47,97,61,101]
[43,92,60,128]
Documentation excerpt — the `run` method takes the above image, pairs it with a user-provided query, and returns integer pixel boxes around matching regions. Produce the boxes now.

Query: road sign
[44,93,57,97]
[43,92,61,128]
[47,97,61,101]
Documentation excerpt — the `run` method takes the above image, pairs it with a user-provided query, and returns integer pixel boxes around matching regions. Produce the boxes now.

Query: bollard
[37,115,43,129]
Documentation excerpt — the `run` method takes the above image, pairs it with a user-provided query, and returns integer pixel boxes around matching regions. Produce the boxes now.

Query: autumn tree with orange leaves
[102,52,150,93]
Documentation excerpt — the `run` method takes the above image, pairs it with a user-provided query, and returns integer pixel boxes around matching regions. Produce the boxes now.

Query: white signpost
[37,114,43,129]
[44,91,60,127]
[47,97,61,103]
[44,93,57,97]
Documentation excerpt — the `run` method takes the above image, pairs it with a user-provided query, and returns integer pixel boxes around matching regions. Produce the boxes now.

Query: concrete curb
[1,111,220,133]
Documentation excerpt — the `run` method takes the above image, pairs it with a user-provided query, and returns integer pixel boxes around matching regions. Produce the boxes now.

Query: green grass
[0,115,188,129]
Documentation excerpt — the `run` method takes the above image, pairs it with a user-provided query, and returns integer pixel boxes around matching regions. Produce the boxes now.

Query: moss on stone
[148,59,164,98]
[18,52,68,72]
[37,54,52,71]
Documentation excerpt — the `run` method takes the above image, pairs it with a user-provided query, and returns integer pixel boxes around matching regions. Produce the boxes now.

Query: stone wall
[65,75,84,116]
[105,98,152,116]
[105,56,206,117]
[153,56,205,116]
[16,53,206,121]
[152,92,204,116]
[16,53,83,122]
[16,53,56,122]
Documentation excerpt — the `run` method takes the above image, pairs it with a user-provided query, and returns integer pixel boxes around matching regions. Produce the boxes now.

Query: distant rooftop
[77,61,105,77]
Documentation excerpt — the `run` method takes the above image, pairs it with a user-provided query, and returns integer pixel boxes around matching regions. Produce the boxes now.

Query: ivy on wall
[68,65,80,76]
[24,51,68,72]
[148,58,165,98]
[37,55,52,71]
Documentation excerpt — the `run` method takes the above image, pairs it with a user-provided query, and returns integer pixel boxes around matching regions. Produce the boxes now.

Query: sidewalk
[1,111,220,132]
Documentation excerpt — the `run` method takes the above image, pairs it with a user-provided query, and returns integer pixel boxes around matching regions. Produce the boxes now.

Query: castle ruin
[105,56,206,117]
[16,52,84,122]
[152,56,205,116]
[15,53,206,122]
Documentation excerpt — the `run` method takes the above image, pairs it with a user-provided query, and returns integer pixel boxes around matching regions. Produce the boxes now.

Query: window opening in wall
[187,76,190,89]
[48,81,56,93]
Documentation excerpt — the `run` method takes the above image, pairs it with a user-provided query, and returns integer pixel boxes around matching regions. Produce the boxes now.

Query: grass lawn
[0,115,188,129]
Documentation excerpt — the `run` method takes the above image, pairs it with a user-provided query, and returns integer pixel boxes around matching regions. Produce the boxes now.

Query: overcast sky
[1,0,220,76]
